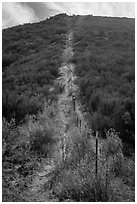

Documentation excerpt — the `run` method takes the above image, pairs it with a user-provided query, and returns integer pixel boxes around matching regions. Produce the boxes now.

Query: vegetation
[2,14,69,201]
[2,103,58,201]
[2,14,69,123]
[2,14,135,202]
[71,15,135,155]
[49,129,135,202]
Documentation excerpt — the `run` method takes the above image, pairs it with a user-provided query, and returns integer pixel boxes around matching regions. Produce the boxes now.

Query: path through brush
[57,32,88,130]
[23,160,55,201]
[56,31,93,160]
[23,31,94,201]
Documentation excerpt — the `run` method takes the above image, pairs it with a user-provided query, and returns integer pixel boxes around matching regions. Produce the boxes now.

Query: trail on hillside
[57,31,89,132]
[19,30,134,202]
[23,31,94,201]
[56,31,94,159]
[55,31,135,203]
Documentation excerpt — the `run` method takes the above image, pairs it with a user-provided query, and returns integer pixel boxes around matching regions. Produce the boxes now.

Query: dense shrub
[2,102,57,201]
[2,14,69,123]
[72,15,135,151]
[28,121,55,155]
[52,165,109,202]
[49,128,134,202]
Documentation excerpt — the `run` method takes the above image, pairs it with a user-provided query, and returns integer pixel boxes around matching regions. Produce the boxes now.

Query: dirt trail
[57,31,88,133]
[56,31,97,159]
[23,31,92,201]
[22,158,56,201]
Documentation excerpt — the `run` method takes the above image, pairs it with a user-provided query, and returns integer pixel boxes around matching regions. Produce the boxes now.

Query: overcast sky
[2,2,135,29]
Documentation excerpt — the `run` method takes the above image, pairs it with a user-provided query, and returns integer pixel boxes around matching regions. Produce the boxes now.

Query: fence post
[96,131,98,177]
[79,119,81,132]
[62,137,64,162]
[62,134,66,162]
[95,130,99,201]
[72,95,75,111]
[106,155,108,195]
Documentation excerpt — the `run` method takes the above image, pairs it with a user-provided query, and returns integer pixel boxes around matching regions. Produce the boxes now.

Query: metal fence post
[79,119,81,132]
[96,131,98,177]
[95,130,99,201]
[72,95,75,111]
[106,155,108,195]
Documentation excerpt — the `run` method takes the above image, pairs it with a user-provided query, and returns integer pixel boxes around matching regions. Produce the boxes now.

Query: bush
[2,102,58,201]
[29,123,55,155]
[3,14,69,123]
[72,15,134,149]
[49,128,134,202]
[2,118,36,201]
[25,103,57,156]
[48,127,114,201]
[51,159,112,202]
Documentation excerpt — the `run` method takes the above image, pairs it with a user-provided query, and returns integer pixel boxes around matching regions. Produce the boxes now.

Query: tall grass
[49,128,134,201]
[2,102,58,201]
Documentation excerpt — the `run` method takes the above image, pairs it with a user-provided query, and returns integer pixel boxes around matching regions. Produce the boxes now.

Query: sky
[2,2,135,29]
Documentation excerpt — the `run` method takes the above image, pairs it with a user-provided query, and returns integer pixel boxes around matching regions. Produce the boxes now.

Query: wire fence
[60,32,102,201]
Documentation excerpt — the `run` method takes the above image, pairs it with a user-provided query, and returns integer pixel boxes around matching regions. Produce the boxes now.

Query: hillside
[71,15,135,156]
[2,14,69,123]
[2,14,135,202]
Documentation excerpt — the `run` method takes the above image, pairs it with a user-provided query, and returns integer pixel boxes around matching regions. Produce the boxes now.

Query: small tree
[100,128,124,186]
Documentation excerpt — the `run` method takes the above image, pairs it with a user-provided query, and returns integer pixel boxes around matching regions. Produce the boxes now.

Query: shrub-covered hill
[2,14,135,202]
[2,14,69,123]
[3,14,135,152]
[70,15,135,155]
[2,14,70,201]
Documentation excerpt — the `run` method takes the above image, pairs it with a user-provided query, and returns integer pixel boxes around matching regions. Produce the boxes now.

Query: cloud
[2,2,135,29]
[2,2,39,29]
[44,2,135,18]
[26,2,56,20]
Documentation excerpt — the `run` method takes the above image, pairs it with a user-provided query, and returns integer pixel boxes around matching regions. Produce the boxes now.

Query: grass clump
[49,128,134,202]
[2,102,57,201]
[48,127,110,201]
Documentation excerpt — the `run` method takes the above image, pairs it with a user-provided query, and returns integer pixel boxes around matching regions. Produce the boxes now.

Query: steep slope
[2,13,70,202]
[71,15,135,155]
[57,32,88,134]
[21,31,93,201]
[2,14,69,123]
[2,14,135,202]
